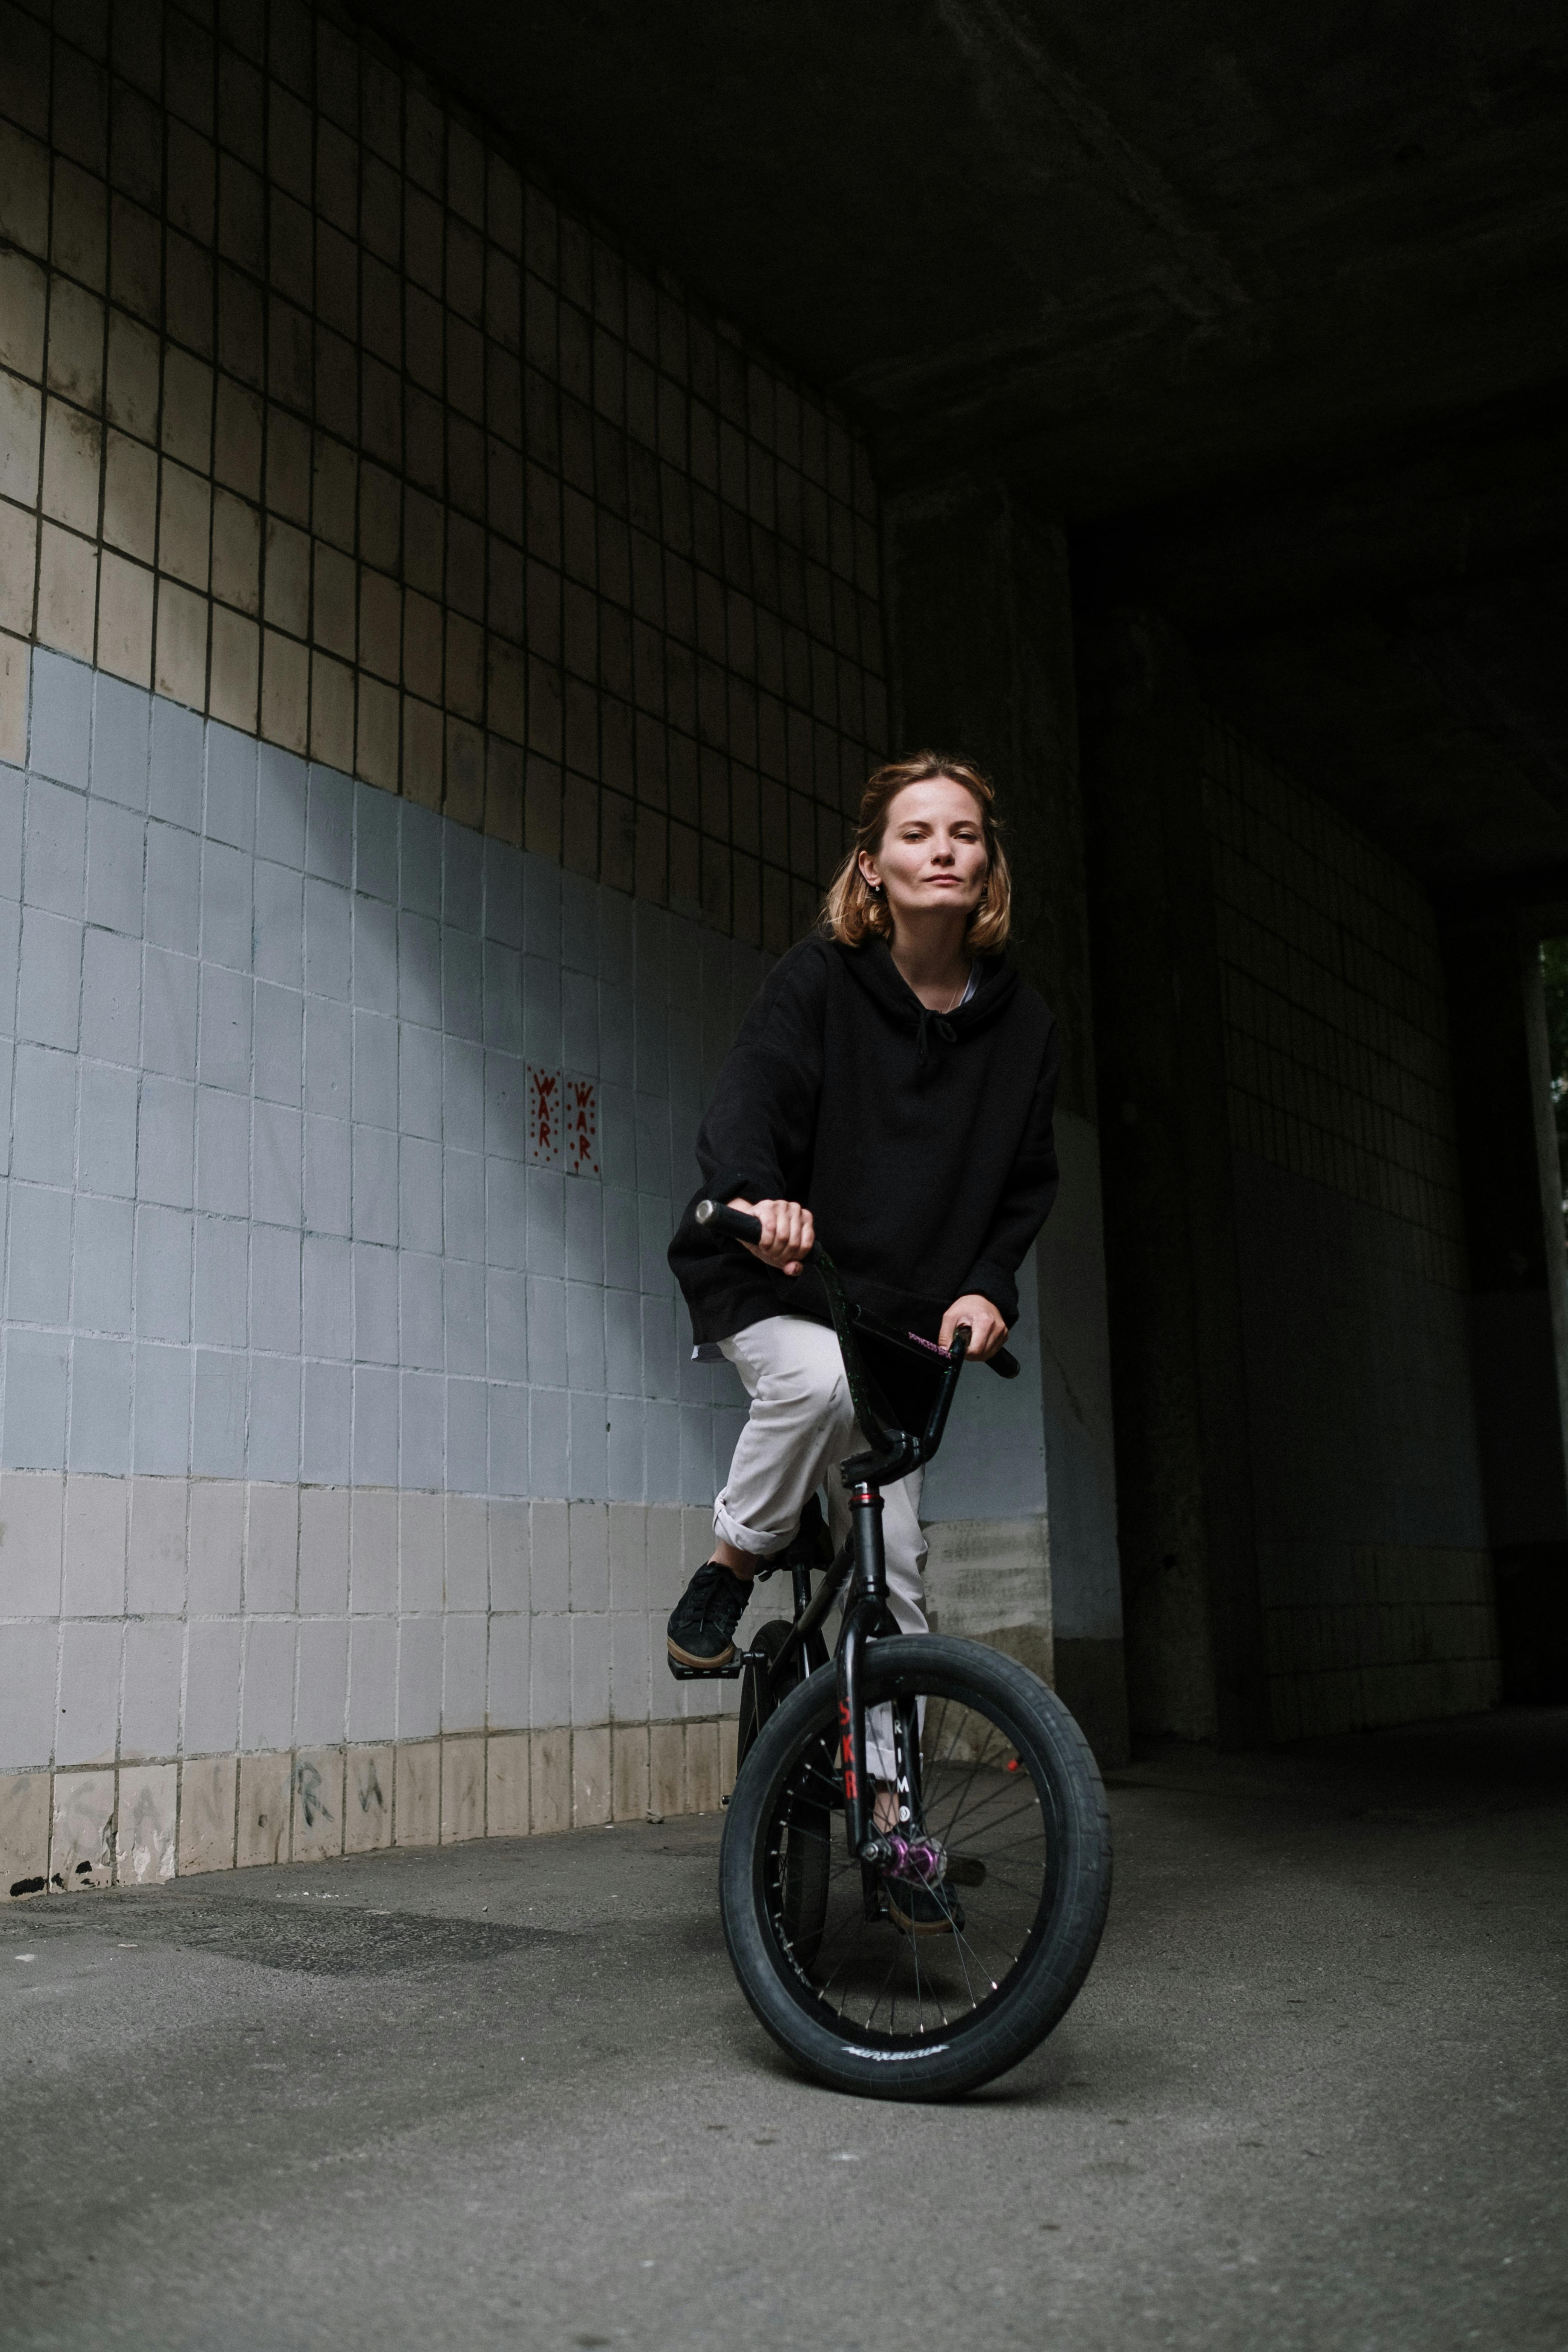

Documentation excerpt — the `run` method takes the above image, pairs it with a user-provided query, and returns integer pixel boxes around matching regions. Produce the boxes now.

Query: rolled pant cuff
[713,1499,790,1558]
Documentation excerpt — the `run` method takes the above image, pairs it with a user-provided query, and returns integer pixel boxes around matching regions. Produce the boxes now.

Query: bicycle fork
[837,1477,899,1865]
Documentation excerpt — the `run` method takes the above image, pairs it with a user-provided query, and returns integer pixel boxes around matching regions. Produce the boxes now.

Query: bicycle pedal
[666,1654,749,1682]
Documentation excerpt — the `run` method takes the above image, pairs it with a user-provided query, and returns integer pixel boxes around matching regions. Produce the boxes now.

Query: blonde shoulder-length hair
[821,752,1012,955]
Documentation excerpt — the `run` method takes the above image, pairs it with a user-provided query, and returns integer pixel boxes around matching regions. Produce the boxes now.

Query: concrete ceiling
[358,0,1568,903]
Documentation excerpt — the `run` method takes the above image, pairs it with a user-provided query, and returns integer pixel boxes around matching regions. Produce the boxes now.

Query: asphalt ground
[2,1707,1563,2352]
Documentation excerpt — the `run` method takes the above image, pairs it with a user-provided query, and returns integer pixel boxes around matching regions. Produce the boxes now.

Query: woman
[665,750,1061,1683]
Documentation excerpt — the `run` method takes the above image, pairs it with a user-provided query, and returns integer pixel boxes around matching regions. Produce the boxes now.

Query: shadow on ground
[2,1709,1563,2352]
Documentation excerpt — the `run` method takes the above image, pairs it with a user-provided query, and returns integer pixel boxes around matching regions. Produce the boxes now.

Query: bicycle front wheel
[720,1635,1111,2099]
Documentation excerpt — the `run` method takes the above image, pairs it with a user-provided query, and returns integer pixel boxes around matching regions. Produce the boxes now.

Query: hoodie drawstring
[914,1009,958,1067]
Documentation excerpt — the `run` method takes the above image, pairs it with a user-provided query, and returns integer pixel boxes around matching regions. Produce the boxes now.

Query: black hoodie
[668,933,1061,1348]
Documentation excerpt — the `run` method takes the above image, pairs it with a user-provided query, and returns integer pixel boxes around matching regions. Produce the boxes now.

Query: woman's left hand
[939,1293,1009,1362]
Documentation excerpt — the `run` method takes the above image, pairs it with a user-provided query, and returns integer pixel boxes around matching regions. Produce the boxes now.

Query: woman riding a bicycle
[666,750,1061,1703]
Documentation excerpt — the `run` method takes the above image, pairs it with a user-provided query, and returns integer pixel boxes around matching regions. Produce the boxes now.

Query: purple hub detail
[881,1834,946,1885]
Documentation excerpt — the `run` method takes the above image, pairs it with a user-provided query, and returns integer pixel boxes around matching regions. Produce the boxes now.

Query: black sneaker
[885,1877,966,1938]
[666,1560,754,1671]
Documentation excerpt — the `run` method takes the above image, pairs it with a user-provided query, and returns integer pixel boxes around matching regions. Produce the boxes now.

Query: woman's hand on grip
[939,1291,1009,1361]
[728,1197,815,1277]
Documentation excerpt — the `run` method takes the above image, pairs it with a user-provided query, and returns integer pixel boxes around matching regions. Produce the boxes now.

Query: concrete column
[1442,919,1568,1700]
[881,474,1127,1763]
[1078,611,1270,1747]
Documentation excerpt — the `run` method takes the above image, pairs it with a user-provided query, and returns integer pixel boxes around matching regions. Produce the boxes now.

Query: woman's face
[859,777,989,930]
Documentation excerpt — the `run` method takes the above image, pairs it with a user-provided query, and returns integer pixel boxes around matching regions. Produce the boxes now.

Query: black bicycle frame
[693,1199,1018,1862]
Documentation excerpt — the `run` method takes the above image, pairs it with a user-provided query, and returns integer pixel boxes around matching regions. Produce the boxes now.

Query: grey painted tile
[68,1334,133,1474]
[130,1341,191,1476]
[193,1348,247,1475]
[399,802,443,917]
[0,896,19,1031]
[134,1202,193,1343]
[301,1231,352,1360]
[80,928,141,1066]
[253,860,303,989]
[304,877,352,1001]
[2,1328,69,1469]
[397,1613,443,1741]
[252,982,303,1107]
[346,1616,397,1742]
[482,939,522,1055]
[443,1147,484,1262]
[530,1383,568,1499]
[149,699,203,831]
[602,1185,640,1291]
[598,884,633,990]
[121,1619,184,1760]
[443,1609,487,1730]
[352,1122,398,1245]
[644,1398,681,1505]
[443,822,483,934]
[24,776,87,919]
[301,1359,351,1484]
[72,1193,134,1334]
[597,1078,635,1188]
[250,1222,302,1355]
[78,1063,138,1198]
[247,1351,302,1484]
[443,929,483,1041]
[16,908,82,1049]
[446,1378,487,1494]
[204,721,257,854]
[488,1383,527,1496]
[400,1368,444,1488]
[399,1251,444,1371]
[398,1022,442,1139]
[397,908,441,1025]
[527,1275,566,1386]
[304,993,351,1115]
[142,945,198,1079]
[352,1360,398,1485]
[0,765,23,897]
[564,1175,604,1285]
[522,952,561,1064]
[486,1265,527,1383]
[484,1049,526,1162]
[482,836,524,947]
[29,649,93,789]
[8,1183,73,1325]
[195,1085,251,1217]
[352,1007,397,1127]
[193,1215,249,1348]
[352,892,397,1011]
[85,798,145,936]
[0,1621,57,1767]
[443,1034,484,1153]
[604,1286,642,1397]
[144,821,201,956]
[354,779,399,903]
[522,850,561,965]
[252,1099,303,1228]
[256,743,308,868]
[567,1279,606,1392]
[12,1043,77,1185]
[353,1240,398,1364]
[607,1396,645,1502]
[90,673,151,810]
[197,962,251,1094]
[199,838,252,969]
[305,764,354,885]
[443,1257,486,1376]
[525,1162,564,1275]
[398,1132,443,1254]
[296,1617,349,1746]
[302,1110,349,1234]
[487,1156,527,1269]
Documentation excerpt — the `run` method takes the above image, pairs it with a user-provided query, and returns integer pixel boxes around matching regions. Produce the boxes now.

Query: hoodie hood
[835,936,1020,1065]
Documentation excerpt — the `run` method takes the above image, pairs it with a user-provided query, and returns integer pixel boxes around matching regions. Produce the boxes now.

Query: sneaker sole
[666,1635,737,1671]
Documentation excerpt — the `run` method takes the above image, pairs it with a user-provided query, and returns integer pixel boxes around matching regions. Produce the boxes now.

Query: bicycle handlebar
[694,1199,1021,1381]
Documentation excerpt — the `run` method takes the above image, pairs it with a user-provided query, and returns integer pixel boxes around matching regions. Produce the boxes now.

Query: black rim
[753,1666,1064,2052]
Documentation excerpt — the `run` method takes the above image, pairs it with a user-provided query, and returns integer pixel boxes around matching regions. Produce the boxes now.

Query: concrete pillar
[1078,611,1271,1747]
[1442,920,1568,1700]
[880,474,1127,1763]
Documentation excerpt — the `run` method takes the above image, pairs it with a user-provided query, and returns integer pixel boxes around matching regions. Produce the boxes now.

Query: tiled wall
[0,1,1065,1899]
[0,0,885,954]
[1204,719,1498,1736]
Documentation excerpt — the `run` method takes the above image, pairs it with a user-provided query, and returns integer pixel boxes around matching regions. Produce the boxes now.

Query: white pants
[715,1317,926,1781]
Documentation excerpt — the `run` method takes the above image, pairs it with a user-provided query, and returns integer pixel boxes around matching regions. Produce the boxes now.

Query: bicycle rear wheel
[720,1635,1111,2099]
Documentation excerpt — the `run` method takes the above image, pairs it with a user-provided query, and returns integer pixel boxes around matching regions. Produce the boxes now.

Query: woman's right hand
[727,1197,815,1277]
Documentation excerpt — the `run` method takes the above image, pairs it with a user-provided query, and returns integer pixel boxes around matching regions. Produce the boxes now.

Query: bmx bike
[682,1200,1112,2100]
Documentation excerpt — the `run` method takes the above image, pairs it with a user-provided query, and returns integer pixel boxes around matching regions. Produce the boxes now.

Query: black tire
[735,1619,801,1769]
[720,1635,1111,2100]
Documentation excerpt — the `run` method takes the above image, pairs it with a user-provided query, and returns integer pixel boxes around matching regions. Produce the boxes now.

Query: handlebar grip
[695,1198,764,1246]
[953,1321,1021,1380]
